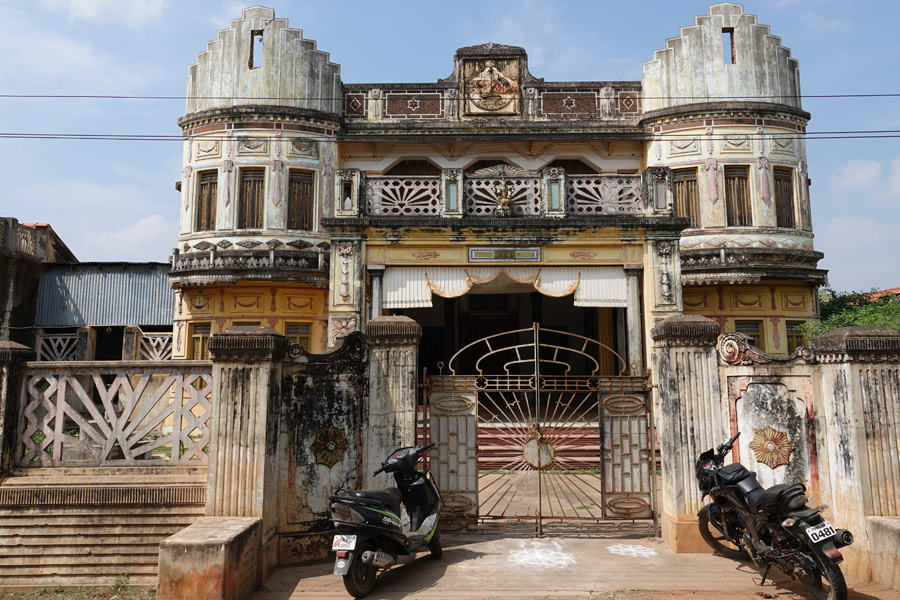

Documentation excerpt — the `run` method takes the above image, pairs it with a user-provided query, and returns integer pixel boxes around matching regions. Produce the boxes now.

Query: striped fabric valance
[383,266,626,308]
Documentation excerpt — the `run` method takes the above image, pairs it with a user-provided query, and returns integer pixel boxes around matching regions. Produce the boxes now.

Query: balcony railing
[363,173,645,218]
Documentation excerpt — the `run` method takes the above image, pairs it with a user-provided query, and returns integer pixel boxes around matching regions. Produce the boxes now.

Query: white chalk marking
[607,543,658,558]
[507,540,576,568]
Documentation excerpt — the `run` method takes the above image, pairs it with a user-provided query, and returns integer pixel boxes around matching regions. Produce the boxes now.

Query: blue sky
[1,0,898,292]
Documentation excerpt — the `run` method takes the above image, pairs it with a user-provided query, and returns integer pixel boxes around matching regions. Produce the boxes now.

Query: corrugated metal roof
[36,263,174,327]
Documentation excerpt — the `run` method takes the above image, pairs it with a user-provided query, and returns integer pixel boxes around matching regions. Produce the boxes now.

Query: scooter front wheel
[343,542,377,599]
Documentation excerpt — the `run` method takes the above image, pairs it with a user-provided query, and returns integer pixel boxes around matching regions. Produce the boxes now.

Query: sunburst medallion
[748,426,794,469]
[310,426,349,468]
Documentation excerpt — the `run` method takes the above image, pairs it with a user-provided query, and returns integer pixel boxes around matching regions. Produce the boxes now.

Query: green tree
[805,288,900,338]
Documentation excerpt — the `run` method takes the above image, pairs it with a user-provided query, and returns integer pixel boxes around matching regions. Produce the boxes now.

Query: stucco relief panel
[462,58,520,116]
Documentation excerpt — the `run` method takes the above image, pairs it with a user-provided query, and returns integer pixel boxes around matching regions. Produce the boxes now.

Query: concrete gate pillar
[0,341,33,478]
[363,316,422,489]
[205,325,288,575]
[813,326,900,583]
[651,315,727,552]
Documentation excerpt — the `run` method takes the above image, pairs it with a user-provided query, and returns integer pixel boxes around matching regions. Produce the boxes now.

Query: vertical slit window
[722,28,735,64]
[724,166,751,227]
[774,167,796,228]
[287,170,314,230]
[249,31,263,69]
[238,168,265,229]
[195,171,217,231]
[673,169,699,227]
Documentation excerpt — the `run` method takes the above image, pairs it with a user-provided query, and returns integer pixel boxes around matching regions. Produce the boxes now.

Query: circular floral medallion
[310,426,349,468]
[748,425,794,469]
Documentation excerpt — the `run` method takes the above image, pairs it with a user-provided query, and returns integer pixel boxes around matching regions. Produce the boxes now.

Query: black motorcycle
[696,432,854,600]
[329,443,443,598]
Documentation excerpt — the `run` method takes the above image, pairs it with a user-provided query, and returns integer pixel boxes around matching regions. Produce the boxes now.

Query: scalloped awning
[383,266,626,308]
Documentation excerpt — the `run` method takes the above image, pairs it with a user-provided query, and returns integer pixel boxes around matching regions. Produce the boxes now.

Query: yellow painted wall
[682,282,816,355]
[172,283,328,358]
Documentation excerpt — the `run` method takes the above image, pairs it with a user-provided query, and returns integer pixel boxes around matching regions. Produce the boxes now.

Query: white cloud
[828,155,900,205]
[75,214,177,261]
[0,7,159,93]
[800,12,846,31]
[37,0,167,26]
[817,216,900,292]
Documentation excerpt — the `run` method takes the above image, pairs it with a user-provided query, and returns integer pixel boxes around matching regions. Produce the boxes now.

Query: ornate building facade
[170,3,822,367]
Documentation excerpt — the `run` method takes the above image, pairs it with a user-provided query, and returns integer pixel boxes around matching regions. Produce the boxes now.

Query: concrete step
[1,534,174,546]
[0,563,159,576]
[0,514,200,526]
[6,544,161,556]
[0,574,157,588]
[2,553,162,567]
[0,524,196,537]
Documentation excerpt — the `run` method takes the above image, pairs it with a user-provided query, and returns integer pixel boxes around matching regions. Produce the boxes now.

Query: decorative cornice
[208,326,289,362]
[651,315,720,347]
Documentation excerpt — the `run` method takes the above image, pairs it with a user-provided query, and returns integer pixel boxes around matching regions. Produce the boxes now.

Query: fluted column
[625,265,644,374]
[651,315,727,552]
[363,316,421,489]
[206,325,287,574]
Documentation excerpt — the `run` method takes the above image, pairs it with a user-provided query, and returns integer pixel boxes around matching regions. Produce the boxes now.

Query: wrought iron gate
[427,323,653,534]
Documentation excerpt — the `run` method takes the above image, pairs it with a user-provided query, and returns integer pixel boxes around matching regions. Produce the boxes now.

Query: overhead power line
[1,92,900,101]
[2,131,900,142]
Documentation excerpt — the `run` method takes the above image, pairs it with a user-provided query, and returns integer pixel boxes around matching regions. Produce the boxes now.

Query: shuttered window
[724,166,751,226]
[238,168,265,229]
[189,323,211,360]
[195,171,217,231]
[287,171,314,230]
[673,168,699,227]
[774,168,796,228]
[285,322,311,351]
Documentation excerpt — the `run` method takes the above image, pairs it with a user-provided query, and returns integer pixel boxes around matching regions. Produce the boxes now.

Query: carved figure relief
[463,58,520,115]
[758,157,770,203]
[656,241,674,304]
[446,88,458,117]
[749,426,794,469]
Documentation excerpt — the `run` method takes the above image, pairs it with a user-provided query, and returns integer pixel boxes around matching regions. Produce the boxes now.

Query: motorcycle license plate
[332,534,357,551]
[805,521,836,543]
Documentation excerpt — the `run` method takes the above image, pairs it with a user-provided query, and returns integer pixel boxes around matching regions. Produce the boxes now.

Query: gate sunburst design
[429,323,653,534]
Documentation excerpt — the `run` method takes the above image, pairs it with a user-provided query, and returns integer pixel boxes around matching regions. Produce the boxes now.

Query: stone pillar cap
[208,326,288,361]
[651,314,720,346]
[813,326,900,355]
[0,340,33,362]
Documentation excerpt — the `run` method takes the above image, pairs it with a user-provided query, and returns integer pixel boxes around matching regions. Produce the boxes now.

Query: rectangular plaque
[468,247,541,263]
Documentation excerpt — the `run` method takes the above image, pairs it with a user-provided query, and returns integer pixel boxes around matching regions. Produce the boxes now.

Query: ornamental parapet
[207,326,288,362]
[169,248,329,287]
[680,246,826,286]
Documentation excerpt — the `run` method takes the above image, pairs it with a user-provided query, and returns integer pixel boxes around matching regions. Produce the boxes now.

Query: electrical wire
[1,93,899,101]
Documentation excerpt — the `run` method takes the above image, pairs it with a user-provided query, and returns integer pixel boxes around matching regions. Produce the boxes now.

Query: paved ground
[250,535,900,600]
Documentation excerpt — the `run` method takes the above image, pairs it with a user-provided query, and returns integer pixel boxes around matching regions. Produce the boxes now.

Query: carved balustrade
[361,174,644,218]
[366,177,442,216]
[16,361,212,467]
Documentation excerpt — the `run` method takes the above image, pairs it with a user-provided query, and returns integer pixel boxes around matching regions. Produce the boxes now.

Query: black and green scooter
[330,443,443,598]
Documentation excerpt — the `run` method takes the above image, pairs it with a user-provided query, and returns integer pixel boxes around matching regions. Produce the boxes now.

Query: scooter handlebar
[717,431,741,456]
[373,466,385,476]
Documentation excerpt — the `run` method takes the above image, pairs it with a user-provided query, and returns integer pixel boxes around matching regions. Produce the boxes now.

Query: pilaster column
[363,316,422,489]
[368,265,385,320]
[0,341,33,477]
[74,326,96,361]
[122,325,141,360]
[651,315,726,552]
[206,326,288,575]
[624,265,644,374]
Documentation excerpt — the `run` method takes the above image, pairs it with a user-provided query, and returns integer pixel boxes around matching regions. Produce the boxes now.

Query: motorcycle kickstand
[758,564,770,587]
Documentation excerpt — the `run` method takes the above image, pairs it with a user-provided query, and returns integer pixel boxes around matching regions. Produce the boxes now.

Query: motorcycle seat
[346,487,403,515]
[746,483,805,514]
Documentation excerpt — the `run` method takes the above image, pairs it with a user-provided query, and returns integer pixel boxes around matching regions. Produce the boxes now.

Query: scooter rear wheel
[427,532,442,559]
[343,543,377,599]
